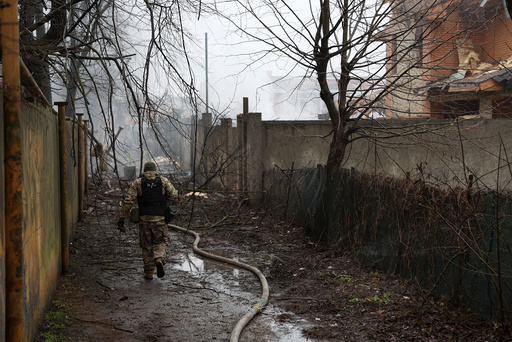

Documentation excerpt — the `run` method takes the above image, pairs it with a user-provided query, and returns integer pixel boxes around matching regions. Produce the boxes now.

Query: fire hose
[169,224,269,342]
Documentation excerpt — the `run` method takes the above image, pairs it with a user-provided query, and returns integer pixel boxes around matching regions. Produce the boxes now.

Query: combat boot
[144,270,154,280]
[156,259,165,278]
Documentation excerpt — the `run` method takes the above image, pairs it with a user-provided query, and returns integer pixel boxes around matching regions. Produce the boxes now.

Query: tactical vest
[137,176,167,216]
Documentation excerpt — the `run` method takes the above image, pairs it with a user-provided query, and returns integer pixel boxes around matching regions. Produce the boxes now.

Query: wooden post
[55,101,69,273]
[76,113,84,220]
[245,112,263,205]
[83,120,89,196]
[241,98,249,194]
[221,118,233,190]
[2,0,23,338]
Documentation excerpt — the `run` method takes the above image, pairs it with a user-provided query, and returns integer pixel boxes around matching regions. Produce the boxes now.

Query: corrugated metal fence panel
[21,101,61,341]
[0,99,80,341]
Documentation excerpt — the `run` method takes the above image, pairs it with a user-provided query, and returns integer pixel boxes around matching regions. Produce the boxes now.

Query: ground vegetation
[35,181,506,341]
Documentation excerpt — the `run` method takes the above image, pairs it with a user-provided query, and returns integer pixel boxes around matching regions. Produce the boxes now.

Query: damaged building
[385,0,512,118]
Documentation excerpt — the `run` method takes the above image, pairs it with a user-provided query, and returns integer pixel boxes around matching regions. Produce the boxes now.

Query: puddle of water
[169,248,317,342]
[171,251,242,276]
[258,306,322,342]
[269,320,312,341]
[171,248,272,276]
[172,252,205,273]
[273,323,312,342]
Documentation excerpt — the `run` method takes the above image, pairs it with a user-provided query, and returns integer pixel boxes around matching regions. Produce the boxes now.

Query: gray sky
[187,2,323,121]
[186,0,387,121]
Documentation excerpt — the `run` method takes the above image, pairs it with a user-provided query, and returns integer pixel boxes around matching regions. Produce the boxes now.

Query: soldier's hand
[117,219,125,232]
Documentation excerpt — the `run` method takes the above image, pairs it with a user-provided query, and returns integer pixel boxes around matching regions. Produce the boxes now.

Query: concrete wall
[194,113,239,191]
[263,117,512,194]
[201,115,512,202]
[1,99,82,341]
[343,118,512,191]
[207,118,236,190]
[262,120,331,171]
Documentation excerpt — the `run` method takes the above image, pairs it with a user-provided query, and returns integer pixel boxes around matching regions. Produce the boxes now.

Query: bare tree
[17,0,204,176]
[203,0,493,176]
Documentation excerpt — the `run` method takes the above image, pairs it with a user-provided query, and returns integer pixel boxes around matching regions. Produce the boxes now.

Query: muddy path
[36,183,505,341]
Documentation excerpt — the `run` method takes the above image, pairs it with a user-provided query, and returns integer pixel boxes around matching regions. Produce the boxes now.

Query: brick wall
[474,11,512,62]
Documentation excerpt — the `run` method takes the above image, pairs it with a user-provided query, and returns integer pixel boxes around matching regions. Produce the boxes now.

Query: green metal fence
[265,166,512,319]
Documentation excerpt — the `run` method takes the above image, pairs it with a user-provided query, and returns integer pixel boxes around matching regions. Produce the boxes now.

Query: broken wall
[473,9,512,63]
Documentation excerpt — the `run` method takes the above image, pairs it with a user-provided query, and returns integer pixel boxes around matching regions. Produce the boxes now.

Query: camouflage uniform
[119,170,178,277]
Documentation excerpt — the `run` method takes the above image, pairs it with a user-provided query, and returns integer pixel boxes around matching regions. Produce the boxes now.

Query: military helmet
[143,161,157,172]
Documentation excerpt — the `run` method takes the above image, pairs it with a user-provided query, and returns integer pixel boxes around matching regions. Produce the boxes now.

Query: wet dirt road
[37,186,502,342]
[52,191,319,342]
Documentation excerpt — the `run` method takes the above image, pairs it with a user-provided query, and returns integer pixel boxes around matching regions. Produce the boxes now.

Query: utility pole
[205,32,209,114]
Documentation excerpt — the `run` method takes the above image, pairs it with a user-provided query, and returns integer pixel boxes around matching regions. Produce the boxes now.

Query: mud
[35,182,507,341]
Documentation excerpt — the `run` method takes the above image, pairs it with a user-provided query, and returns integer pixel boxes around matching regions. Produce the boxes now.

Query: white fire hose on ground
[169,224,270,342]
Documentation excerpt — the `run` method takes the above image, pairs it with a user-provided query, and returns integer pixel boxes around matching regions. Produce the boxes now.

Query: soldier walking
[117,161,178,279]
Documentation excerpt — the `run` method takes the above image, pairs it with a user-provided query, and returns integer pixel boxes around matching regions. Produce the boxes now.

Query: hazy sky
[187,2,322,121]
[188,22,289,120]
[117,1,386,122]
[185,1,386,121]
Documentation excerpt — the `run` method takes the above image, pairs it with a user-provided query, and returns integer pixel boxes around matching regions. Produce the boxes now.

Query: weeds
[349,292,392,304]
[39,300,70,342]
[335,275,353,283]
